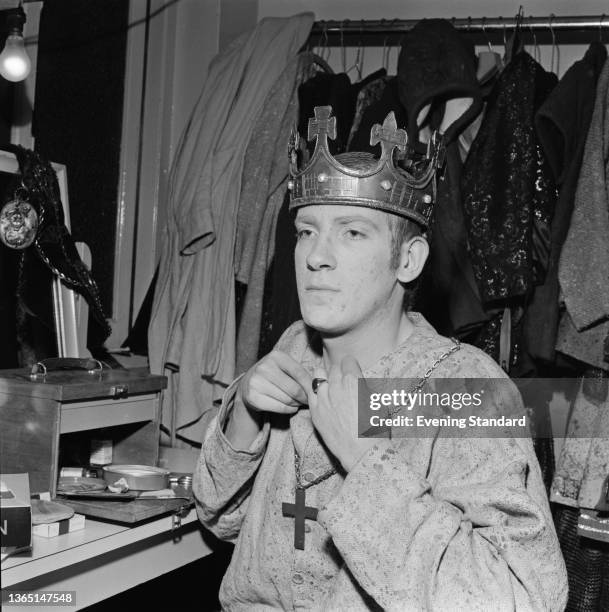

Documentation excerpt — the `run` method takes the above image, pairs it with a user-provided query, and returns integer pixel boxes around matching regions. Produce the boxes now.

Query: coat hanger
[548,14,560,75]
[504,6,525,64]
[477,16,504,84]
[318,22,331,64]
[311,53,333,74]
[308,23,333,75]
[382,19,399,73]
[382,35,390,72]
[528,15,541,63]
[345,22,365,81]
[340,21,347,73]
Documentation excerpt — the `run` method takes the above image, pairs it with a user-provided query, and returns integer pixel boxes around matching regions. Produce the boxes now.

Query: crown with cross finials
[287,105,446,228]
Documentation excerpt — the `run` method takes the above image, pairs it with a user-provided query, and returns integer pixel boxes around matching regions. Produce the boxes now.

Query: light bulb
[0,33,31,82]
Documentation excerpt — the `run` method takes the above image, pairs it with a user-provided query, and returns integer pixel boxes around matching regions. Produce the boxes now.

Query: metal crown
[287,105,445,228]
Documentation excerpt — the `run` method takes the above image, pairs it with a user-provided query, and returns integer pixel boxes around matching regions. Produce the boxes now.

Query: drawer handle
[110,385,129,399]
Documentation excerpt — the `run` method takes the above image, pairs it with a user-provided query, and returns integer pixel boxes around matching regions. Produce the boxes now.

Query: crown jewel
[288,106,445,227]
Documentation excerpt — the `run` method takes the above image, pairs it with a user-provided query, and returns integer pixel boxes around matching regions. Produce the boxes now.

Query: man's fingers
[252,377,302,407]
[245,388,299,414]
[255,366,309,406]
[272,351,313,400]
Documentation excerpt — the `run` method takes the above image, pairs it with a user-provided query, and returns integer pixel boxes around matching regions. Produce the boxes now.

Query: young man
[194,107,567,611]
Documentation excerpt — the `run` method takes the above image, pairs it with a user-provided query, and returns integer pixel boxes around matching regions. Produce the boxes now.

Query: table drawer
[60,395,158,433]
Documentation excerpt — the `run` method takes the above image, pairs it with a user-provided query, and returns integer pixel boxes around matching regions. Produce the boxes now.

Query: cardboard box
[32,513,85,538]
[0,473,32,552]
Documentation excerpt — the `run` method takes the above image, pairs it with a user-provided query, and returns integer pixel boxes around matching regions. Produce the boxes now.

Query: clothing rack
[310,14,609,46]
[312,15,608,35]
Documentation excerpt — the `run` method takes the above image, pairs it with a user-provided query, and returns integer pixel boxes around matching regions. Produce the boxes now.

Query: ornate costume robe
[194,313,567,611]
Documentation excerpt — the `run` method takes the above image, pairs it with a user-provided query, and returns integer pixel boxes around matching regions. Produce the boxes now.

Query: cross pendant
[282,486,318,550]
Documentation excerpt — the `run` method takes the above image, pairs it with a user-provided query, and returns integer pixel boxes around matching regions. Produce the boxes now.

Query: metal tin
[177,475,193,492]
[102,464,169,491]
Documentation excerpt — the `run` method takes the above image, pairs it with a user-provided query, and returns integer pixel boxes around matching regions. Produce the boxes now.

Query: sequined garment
[461,52,557,304]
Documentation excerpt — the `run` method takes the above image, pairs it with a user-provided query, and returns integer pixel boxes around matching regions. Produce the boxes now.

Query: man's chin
[301,313,348,337]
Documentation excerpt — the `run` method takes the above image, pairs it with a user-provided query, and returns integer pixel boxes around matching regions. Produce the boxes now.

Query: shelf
[1,508,204,588]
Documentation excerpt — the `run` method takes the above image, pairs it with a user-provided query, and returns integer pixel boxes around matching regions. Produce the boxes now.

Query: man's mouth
[305,285,339,292]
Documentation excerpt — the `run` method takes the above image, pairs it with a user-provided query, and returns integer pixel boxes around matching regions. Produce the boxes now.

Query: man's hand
[240,350,312,415]
[225,351,312,449]
[308,356,377,472]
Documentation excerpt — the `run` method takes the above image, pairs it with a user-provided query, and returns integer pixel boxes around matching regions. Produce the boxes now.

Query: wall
[110,0,221,348]
[112,0,257,348]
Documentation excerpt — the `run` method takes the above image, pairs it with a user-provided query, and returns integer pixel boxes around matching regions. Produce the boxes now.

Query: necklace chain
[293,336,462,487]
[387,337,461,418]
[294,446,337,489]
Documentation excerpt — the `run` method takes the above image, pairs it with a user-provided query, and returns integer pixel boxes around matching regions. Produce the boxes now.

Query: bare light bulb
[0,8,30,83]
[0,33,31,82]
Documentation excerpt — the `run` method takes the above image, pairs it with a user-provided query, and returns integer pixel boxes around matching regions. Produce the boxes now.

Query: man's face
[294,205,402,335]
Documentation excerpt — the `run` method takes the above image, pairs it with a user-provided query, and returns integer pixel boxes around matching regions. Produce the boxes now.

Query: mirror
[0,149,84,362]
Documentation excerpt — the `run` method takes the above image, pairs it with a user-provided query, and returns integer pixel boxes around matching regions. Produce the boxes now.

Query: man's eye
[296,229,313,239]
[345,229,365,239]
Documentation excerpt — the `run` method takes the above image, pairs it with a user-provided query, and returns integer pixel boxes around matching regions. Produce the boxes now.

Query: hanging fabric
[347,77,406,154]
[524,43,607,364]
[460,51,558,375]
[346,69,388,150]
[397,19,483,149]
[234,52,316,375]
[257,61,361,354]
[148,14,314,445]
[556,55,609,372]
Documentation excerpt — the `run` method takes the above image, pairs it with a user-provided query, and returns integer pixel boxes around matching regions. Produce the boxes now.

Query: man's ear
[396,235,429,283]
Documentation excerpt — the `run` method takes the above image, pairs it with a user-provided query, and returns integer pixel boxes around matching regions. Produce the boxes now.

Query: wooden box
[0,367,167,498]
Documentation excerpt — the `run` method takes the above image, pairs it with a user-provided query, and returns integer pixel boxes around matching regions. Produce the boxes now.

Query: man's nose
[306,234,337,270]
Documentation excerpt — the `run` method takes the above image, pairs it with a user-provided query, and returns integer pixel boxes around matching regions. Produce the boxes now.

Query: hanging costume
[0,146,110,366]
[394,19,489,340]
[461,52,557,309]
[556,55,609,373]
[148,14,314,444]
[550,53,609,612]
[525,43,608,364]
[234,53,311,375]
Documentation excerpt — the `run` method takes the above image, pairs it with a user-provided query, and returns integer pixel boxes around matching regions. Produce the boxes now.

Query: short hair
[388,214,424,269]
[333,152,426,310]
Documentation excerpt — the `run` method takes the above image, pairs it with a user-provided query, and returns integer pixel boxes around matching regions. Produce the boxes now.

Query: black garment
[418,141,488,338]
[0,242,56,367]
[461,52,557,307]
[347,72,389,150]
[297,72,357,155]
[525,43,608,364]
[259,71,362,353]
[349,77,407,154]
[459,53,559,490]
[397,19,482,147]
[122,267,157,355]
[0,147,111,366]
[259,191,300,357]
